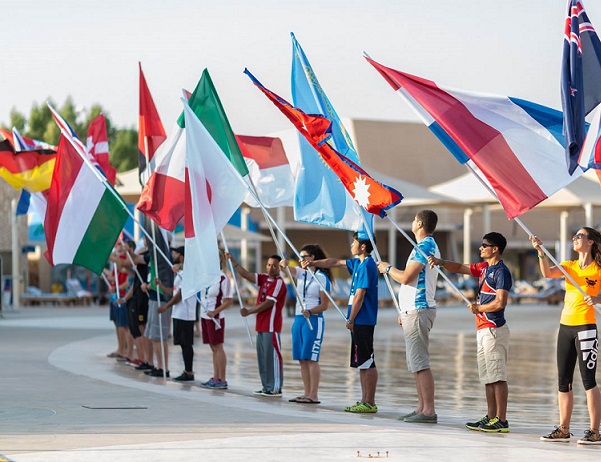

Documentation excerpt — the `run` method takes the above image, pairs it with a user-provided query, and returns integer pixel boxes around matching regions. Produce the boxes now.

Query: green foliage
[1,97,138,173]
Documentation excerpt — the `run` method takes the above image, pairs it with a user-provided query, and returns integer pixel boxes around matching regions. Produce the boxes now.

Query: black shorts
[173,319,195,347]
[350,324,376,369]
[557,323,598,392]
[127,297,141,338]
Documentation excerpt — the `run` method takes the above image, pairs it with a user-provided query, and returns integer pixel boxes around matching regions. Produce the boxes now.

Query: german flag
[0,139,57,192]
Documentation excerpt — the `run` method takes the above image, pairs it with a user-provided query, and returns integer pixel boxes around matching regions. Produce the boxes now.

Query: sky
[1,0,597,137]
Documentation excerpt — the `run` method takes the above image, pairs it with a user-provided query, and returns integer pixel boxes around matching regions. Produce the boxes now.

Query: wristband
[438,259,445,268]
[537,254,545,259]
[346,318,354,324]
[386,265,392,274]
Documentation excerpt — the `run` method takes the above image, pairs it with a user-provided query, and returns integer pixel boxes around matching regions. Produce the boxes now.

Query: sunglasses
[573,233,589,240]
[299,254,312,259]
[480,243,495,248]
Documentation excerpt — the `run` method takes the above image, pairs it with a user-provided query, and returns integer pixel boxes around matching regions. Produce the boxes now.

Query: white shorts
[476,324,509,384]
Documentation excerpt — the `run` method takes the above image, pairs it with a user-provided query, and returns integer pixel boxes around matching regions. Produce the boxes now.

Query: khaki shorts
[476,324,510,384]
[401,308,436,373]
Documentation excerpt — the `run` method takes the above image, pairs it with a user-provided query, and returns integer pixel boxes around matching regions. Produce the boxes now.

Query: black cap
[170,246,185,256]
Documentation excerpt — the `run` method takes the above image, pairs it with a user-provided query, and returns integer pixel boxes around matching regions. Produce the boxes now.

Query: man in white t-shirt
[377,210,440,424]
[157,246,197,382]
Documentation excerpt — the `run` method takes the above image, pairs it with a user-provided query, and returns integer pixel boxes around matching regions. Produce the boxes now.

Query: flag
[138,63,167,185]
[0,139,56,192]
[245,69,403,217]
[142,214,174,294]
[0,128,56,151]
[138,69,248,230]
[181,102,247,299]
[47,104,98,167]
[87,114,117,185]
[235,135,294,207]
[291,33,373,231]
[562,0,601,174]
[44,136,128,274]
[366,56,582,219]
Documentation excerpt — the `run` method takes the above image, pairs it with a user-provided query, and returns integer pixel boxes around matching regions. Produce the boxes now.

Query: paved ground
[1,301,601,461]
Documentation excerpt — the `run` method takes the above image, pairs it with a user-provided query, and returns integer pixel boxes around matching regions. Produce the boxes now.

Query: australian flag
[561,0,601,174]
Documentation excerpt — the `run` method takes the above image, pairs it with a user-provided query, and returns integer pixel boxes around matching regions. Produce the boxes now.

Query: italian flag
[44,136,128,274]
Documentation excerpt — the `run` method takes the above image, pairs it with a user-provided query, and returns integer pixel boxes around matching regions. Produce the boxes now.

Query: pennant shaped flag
[366,56,582,219]
[245,69,402,217]
[181,102,247,299]
[0,139,56,192]
[562,0,601,174]
[44,136,128,274]
[87,114,117,185]
[178,69,249,177]
[291,33,373,231]
[138,63,167,185]
[235,135,294,208]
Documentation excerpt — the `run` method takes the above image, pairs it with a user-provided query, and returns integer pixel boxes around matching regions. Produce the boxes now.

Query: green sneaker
[344,401,361,412]
[347,402,378,413]
[465,415,489,431]
[479,416,509,433]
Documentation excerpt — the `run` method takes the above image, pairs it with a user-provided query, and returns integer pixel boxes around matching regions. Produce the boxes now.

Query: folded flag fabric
[44,136,128,274]
[291,33,373,232]
[235,135,294,208]
[87,114,117,185]
[0,128,56,151]
[562,0,601,174]
[0,139,56,192]
[245,69,402,218]
[366,55,582,219]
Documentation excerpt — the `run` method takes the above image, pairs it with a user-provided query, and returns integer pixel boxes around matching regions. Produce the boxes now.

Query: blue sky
[1,0,595,136]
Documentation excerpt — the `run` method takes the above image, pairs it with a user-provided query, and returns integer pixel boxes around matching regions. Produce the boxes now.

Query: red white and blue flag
[245,69,402,218]
[562,0,601,174]
[366,56,582,219]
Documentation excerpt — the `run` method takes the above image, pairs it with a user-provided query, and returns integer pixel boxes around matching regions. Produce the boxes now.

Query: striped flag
[87,114,117,185]
[0,139,56,192]
[366,56,582,219]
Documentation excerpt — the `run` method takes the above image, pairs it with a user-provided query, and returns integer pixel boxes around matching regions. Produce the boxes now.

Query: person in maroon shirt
[227,253,286,396]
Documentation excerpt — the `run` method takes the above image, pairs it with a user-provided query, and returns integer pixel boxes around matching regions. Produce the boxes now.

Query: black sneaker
[172,372,195,382]
[144,367,158,375]
[577,429,601,445]
[149,368,170,378]
[465,415,489,431]
[479,416,509,433]
[253,389,266,395]
[261,390,282,397]
[136,362,153,371]
[540,426,572,442]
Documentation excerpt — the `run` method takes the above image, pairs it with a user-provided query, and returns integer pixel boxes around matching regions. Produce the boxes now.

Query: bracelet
[234,263,239,268]
[537,254,545,259]
[307,309,312,316]
[438,259,445,268]
[386,265,392,274]
[346,318,354,324]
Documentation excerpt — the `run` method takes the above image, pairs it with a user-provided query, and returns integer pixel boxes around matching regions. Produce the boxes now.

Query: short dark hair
[268,255,282,263]
[353,231,374,254]
[417,210,438,234]
[483,232,507,254]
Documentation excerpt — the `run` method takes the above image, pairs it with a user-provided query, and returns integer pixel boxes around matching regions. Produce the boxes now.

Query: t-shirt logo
[586,277,597,287]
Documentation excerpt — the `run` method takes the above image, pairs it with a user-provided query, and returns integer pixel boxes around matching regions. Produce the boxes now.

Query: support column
[463,208,473,264]
[11,199,20,308]
[560,210,569,263]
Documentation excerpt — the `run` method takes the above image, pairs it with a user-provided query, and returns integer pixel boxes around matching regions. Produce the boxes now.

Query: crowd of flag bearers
[3,0,601,446]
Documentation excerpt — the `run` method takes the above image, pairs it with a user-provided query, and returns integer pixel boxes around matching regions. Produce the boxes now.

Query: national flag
[245,69,402,217]
[138,63,167,185]
[0,139,57,192]
[0,128,56,151]
[235,135,294,207]
[366,56,582,219]
[44,136,128,274]
[291,33,373,231]
[578,106,601,185]
[142,214,174,294]
[47,104,97,167]
[87,114,117,185]
[138,69,248,230]
[562,0,601,174]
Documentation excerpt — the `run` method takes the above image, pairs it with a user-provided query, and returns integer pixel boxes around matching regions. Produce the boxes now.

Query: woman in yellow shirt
[531,227,601,445]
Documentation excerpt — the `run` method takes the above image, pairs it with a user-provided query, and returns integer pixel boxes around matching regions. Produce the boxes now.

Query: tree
[111,128,138,172]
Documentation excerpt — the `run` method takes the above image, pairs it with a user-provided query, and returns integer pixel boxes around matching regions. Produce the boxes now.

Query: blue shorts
[291,314,324,361]
[109,299,128,328]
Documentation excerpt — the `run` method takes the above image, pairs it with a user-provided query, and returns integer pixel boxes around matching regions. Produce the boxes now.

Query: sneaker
[149,368,170,378]
[344,401,361,412]
[127,359,143,367]
[135,362,153,371]
[200,378,218,388]
[398,411,417,421]
[346,402,378,414]
[540,426,572,442]
[466,415,489,431]
[214,380,228,389]
[404,412,437,423]
[254,389,267,395]
[577,429,601,445]
[261,390,282,397]
[144,367,158,375]
[172,372,195,382]
[479,416,509,433]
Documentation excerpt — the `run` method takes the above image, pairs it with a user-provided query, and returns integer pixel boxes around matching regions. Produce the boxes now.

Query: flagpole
[356,212,403,316]
[195,293,222,330]
[220,231,254,345]
[385,214,471,305]
[464,163,601,315]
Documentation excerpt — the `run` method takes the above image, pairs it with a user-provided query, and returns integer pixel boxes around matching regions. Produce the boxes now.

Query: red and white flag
[236,135,294,208]
[87,114,117,185]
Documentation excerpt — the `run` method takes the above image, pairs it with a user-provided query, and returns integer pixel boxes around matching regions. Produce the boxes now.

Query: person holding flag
[303,232,379,414]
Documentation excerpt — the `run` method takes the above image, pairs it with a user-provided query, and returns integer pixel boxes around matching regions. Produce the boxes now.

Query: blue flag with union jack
[561,0,601,174]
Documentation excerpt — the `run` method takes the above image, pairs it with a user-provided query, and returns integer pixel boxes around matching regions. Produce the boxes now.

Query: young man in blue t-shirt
[304,231,379,413]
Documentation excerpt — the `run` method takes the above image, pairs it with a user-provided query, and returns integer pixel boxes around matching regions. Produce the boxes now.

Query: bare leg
[213,343,227,381]
[299,360,310,397]
[360,368,378,405]
[493,381,508,421]
[485,383,497,419]
[585,385,601,432]
[416,368,436,416]
[558,390,574,429]
[306,360,321,401]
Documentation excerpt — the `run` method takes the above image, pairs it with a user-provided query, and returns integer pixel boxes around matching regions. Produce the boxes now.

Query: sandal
[288,396,305,402]
[296,397,320,404]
